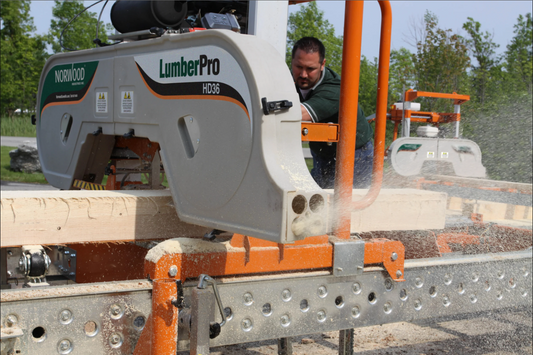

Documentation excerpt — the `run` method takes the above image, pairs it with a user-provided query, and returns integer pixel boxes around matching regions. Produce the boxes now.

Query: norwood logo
[55,64,85,83]
[160,54,220,78]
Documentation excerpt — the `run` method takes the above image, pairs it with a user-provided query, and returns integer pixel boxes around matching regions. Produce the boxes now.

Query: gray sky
[30,1,532,59]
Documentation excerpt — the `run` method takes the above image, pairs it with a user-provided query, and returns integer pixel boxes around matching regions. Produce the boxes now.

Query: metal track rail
[1,251,531,354]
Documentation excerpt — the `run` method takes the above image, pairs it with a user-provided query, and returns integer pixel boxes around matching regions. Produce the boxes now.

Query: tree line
[287,2,532,183]
[1,0,111,117]
[1,1,531,182]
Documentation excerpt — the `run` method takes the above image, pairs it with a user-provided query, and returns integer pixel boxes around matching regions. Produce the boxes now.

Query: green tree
[286,2,343,74]
[388,48,415,104]
[411,11,470,112]
[504,13,532,95]
[48,0,110,53]
[0,0,47,117]
[358,56,378,116]
[462,17,500,107]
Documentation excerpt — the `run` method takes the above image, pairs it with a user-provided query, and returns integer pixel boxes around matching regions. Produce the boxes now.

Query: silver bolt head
[168,265,178,277]
[59,339,71,350]
[318,286,327,297]
[6,315,18,326]
[111,305,121,315]
[391,252,398,261]
[396,270,403,278]
[282,289,291,301]
[243,292,254,305]
[60,310,72,321]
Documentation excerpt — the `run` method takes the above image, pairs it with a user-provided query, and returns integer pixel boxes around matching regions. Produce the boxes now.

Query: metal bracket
[332,240,365,276]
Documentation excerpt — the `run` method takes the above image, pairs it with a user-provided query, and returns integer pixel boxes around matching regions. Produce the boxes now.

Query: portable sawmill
[1,1,531,355]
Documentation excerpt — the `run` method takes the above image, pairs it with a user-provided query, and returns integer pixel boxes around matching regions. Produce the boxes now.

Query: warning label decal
[96,91,108,113]
[121,91,134,114]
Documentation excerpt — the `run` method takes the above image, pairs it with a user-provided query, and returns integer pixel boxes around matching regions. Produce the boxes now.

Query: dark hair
[291,37,326,63]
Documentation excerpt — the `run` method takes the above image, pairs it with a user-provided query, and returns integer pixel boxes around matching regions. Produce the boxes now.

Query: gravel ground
[179,308,532,355]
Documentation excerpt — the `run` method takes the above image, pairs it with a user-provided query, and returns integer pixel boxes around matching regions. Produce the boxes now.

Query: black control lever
[262,97,293,115]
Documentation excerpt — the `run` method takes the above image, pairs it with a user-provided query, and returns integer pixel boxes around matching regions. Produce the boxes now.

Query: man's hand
[300,104,312,122]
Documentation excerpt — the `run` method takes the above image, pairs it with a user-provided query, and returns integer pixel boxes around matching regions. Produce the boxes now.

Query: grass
[1,115,37,137]
[1,146,48,184]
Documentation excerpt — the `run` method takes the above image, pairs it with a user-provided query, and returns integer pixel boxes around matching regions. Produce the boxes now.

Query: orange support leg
[151,279,178,355]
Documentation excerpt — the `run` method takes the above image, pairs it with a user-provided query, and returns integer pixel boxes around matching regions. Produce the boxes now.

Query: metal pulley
[18,245,51,278]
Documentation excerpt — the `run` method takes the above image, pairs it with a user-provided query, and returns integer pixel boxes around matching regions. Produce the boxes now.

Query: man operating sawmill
[291,36,374,188]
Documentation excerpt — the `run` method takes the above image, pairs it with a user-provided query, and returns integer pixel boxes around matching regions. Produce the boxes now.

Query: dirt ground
[179,308,532,355]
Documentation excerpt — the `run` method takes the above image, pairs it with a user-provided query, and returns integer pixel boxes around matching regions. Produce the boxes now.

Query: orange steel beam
[301,122,339,142]
[351,1,391,211]
[144,235,405,283]
[404,89,470,105]
[333,1,364,240]
[363,239,405,281]
[388,110,460,123]
[151,279,178,355]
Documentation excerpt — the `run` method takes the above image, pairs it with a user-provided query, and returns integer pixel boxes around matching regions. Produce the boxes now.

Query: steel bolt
[7,271,12,278]
[318,286,328,298]
[302,128,309,136]
[414,299,422,310]
[317,310,327,322]
[58,339,71,352]
[6,315,18,327]
[189,117,193,122]
[110,334,120,345]
[443,295,451,307]
[383,302,392,314]
[7,250,13,256]
[111,305,122,316]
[168,265,178,277]
[60,310,72,322]
[396,270,403,279]
[241,318,253,331]
[352,282,362,295]
[282,289,292,301]
[391,252,398,261]
[351,306,361,318]
[280,314,291,327]
[243,292,254,305]
[384,278,394,291]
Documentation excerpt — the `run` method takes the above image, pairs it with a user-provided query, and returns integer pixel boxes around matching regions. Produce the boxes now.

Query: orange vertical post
[151,279,178,355]
[351,0,392,210]
[333,1,365,239]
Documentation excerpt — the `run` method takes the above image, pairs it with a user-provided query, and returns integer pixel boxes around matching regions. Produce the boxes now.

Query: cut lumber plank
[1,188,449,247]
[1,190,210,247]
[324,188,448,233]
[426,175,532,193]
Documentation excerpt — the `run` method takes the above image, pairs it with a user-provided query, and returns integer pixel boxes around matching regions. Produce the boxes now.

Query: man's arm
[300,104,312,122]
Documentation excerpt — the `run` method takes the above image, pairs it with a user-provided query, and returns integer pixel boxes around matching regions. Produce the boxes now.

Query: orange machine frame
[388,89,470,141]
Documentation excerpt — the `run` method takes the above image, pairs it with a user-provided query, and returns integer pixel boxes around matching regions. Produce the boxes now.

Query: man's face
[291,49,325,90]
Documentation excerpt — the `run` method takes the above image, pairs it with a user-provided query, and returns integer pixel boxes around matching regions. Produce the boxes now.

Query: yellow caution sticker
[73,179,106,190]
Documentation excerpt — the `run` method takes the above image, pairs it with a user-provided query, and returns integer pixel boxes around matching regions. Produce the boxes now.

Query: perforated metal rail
[1,251,531,354]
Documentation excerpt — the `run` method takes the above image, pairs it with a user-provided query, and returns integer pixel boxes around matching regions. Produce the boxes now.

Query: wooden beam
[1,190,210,247]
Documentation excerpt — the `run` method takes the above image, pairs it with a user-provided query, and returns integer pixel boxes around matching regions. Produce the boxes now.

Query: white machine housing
[36,29,328,244]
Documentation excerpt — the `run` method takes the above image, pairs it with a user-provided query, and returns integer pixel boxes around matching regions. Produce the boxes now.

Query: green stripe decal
[40,61,99,114]
[398,143,422,152]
